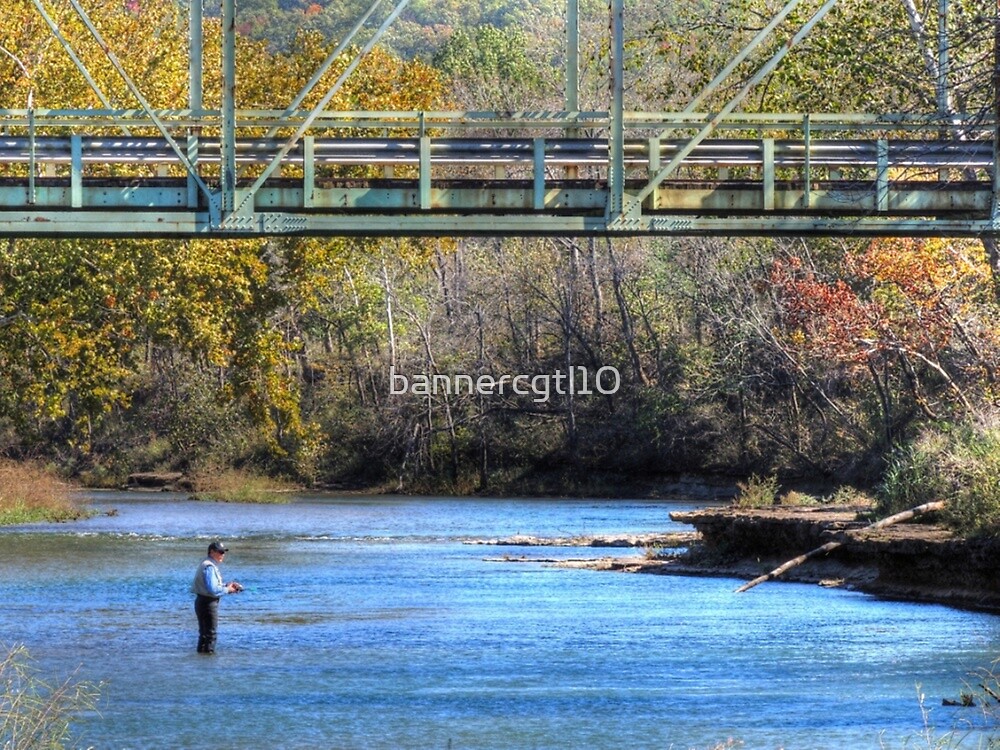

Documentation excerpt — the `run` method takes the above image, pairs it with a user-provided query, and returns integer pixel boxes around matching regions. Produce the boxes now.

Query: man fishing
[191,541,243,654]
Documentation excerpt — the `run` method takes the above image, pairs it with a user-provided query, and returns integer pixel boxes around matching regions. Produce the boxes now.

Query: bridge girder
[0,0,996,239]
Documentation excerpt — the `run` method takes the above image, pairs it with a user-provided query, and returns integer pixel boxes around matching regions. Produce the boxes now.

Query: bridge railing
[0,109,995,238]
[0,109,993,177]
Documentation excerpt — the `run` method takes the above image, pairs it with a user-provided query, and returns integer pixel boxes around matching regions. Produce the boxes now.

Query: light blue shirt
[192,558,228,598]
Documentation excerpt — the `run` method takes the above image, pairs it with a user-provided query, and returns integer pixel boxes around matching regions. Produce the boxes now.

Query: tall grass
[0,462,87,526]
[0,643,100,750]
[190,469,294,504]
[879,423,1000,536]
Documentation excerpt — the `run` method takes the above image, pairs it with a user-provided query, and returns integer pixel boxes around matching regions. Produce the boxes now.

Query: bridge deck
[0,112,996,238]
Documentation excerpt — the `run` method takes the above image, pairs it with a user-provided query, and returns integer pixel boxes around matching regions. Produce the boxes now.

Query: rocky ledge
[500,505,1000,612]
[466,532,696,548]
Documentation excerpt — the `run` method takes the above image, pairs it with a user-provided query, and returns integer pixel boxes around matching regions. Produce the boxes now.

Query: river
[1,492,997,749]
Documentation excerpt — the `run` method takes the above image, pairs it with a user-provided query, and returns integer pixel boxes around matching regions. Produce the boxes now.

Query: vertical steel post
[567,0,579,116]
[937,0,950,181]
[221,0,237,217]
[71,134,82,208]
[189,0,203,113]
[303,136,315,208]
[803,113,811,209]
[565,0,579,178]
[994,0,999,221]
[188,0,202,209]
[607,0,625,221]
[876,138,889,212]
[533,138,546,210]
[763,138,775,211]
[648,137,660,210]
[419,111,431,210]
[27,108,35,205]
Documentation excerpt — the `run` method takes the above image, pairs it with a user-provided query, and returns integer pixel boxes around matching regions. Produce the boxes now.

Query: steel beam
[221,0,237,220]
[0,208,993,239]
[3,0,996,240]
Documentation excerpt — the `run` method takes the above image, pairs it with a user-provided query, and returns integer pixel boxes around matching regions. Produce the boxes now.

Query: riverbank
[487,504,1000,613]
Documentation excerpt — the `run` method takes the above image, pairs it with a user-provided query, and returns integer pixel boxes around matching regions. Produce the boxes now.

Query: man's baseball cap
[208,541,229,554]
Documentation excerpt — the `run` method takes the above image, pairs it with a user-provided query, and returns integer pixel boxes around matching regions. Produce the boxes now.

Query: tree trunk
[734,500,946,593]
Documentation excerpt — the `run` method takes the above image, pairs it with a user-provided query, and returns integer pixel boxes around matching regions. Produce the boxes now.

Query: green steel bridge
[1,0,998,239]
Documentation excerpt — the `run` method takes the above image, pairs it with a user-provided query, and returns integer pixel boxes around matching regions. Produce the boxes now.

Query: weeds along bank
[0,461,87,525]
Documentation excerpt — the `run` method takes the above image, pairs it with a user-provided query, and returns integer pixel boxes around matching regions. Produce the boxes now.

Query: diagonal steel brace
[619,0,840,220]
[65,0,218,216]
[231,0,411,217]
[30,0,129,134]
[267,0,386,137]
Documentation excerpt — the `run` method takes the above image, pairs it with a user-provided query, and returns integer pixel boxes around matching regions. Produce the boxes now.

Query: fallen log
[734,500,946,593]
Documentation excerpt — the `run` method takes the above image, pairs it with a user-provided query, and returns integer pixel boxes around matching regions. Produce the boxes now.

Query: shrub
[823,485,875,507]
[0,462,88,526]
[778,490,820,507]
[733,474,779,508]
[878,423,1000,536]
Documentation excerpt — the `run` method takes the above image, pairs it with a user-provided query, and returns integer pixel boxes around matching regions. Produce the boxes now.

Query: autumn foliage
[769,238,1000,428]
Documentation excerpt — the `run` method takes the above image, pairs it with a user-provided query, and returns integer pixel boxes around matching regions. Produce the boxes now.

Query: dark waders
[195,594,220,654]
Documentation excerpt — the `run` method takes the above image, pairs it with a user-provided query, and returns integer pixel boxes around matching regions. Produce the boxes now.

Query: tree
[768,238,1000,448]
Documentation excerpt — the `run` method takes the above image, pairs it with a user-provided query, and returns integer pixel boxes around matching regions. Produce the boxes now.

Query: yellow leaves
[858,238,991,304]
[0,2,450,467]
[1,0,190,110]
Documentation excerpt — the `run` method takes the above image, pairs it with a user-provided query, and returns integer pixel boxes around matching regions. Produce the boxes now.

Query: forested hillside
[235,0,564,60]
[1,0,997,500]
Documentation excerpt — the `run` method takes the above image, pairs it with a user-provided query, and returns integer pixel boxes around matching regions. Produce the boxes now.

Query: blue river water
[1,492,998,750]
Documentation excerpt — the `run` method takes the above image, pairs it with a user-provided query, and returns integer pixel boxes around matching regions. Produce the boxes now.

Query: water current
[1,492,998,749]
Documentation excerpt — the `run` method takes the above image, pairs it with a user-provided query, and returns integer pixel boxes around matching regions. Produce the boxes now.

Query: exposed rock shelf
[661,505,1000,611]
[466,532,696,548]
[494,505,1000,612]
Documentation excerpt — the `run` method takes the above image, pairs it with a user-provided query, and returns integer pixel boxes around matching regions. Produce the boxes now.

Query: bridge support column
[71,135,82,208]
[763,138,775,211]
[534,138,546,211]
[303,137,315,209]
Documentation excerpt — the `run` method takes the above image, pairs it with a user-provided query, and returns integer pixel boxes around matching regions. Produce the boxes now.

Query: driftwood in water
[734,500,947,593]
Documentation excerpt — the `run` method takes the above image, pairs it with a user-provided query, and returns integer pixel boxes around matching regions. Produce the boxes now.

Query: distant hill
[235,0,563,59]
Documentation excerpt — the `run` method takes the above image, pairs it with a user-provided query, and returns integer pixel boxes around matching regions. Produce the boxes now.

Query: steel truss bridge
[1,0,998,239]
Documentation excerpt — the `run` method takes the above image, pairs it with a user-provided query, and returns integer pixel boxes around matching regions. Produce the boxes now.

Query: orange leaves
[770,238,998,386]
[769,256,874,365]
